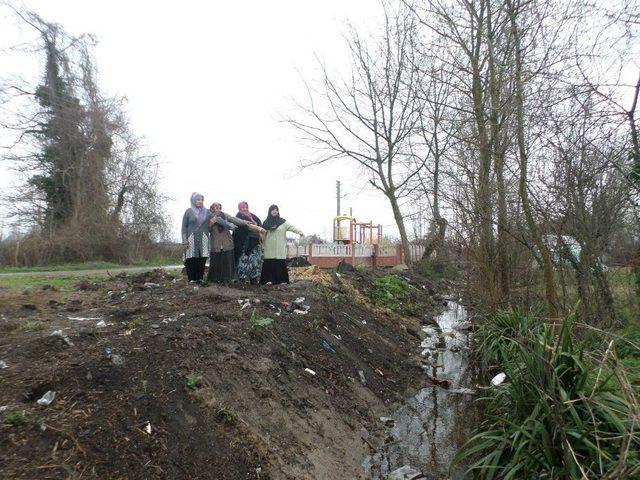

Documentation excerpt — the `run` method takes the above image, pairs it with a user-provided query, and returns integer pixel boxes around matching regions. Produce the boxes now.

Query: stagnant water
[363,301,477,479]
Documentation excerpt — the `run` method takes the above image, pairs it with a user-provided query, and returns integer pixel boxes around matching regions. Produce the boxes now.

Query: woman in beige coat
[260,204,304,285]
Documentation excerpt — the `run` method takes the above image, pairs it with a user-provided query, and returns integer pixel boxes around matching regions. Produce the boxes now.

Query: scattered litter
[0,360,8,369]
[380,416,395,426]
[96,320,107,328]
[0,405,7,412]
[321,339,336,354]
[105,346,112,357]
[304,368,316,376]
[362,320,367,325]
[238,298,253,310]
[281,298,310,314]
[491,372,506,386]
[143,421,152,434]
[358,370,367,385]
[51,330,74,346]
[111,354,124,366]
[456,321,473,331]
[37,391,56,406]
[143,282,160,289]
[151,324,160,329]
[332,334,342,341]
[374,368,384,377]
[448,387,476,395]
[68,316,102,321]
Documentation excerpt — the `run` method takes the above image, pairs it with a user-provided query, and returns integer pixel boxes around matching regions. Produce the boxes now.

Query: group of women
[181,193,304,285]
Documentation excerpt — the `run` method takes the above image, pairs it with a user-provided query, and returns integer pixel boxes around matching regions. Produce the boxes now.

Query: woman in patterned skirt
[208,202,265,284]
[233,201,263,285]
[181,192,211,282]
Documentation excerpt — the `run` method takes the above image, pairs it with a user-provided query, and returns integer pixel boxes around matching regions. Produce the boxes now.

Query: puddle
[364,301,477,479]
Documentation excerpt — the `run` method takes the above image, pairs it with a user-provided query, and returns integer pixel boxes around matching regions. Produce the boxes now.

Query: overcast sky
[0,0,404,241]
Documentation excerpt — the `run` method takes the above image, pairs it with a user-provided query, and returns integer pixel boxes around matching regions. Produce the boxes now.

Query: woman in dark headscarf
[260,204,304,285]
[181,192,211,283]
[233,201,263,285]
[208,202,265,284]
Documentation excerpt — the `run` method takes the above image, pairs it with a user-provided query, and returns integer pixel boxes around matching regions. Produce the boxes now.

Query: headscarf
[263,204,286,231]
[237,201,256,225]
[234,201,262,257]
[190,192,208,225]
[209,202,225,233]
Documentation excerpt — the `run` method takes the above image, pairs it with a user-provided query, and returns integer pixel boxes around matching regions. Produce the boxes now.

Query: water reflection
[364,302,476,479]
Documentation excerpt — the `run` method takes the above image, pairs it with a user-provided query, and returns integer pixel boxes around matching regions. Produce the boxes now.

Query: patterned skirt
[237,247,263,280]
[183,232,209,261]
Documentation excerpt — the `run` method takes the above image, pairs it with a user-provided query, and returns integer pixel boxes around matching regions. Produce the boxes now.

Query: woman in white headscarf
[181,192,211,282]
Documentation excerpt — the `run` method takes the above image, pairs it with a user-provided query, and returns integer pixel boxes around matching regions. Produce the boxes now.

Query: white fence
[309,244,376,257]
[407,244,426,263]
[286,244,310,258]
[286,242,423,261]
[378,244,398,257]
[286,242,405,259]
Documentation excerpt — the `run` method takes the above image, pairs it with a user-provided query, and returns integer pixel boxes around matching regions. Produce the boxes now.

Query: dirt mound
[0,266,439,479]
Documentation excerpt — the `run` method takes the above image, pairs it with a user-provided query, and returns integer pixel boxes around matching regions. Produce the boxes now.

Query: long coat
[263,221,303,260]
[182,209,212,259]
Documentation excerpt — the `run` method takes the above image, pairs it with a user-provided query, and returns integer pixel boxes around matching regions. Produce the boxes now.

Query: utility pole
[336,180,341,216]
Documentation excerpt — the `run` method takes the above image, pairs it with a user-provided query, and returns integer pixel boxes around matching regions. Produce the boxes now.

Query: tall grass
[455,311,640,479]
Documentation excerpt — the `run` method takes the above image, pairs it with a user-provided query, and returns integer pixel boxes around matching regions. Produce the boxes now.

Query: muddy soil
[0,266,443,479]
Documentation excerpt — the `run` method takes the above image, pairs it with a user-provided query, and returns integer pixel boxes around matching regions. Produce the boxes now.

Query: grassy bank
[0,257,180,274]
[0,274,109,291]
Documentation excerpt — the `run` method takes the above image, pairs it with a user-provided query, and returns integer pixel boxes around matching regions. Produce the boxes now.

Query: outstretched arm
[286,223,304,237]
[226,215,265,234]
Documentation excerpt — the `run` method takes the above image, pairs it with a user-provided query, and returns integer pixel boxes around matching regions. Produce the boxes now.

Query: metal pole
[336,180,341,216]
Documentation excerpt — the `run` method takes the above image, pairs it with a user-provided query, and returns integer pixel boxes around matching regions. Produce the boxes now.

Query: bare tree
[288,3,423,264]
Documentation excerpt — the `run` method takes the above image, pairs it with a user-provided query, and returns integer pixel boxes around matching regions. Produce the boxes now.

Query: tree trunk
[508,0,559,319]
[388,193,412,266]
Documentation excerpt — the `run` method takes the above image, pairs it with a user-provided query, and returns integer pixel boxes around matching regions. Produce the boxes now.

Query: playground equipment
[333,180,382,245]
[333,215,382,245]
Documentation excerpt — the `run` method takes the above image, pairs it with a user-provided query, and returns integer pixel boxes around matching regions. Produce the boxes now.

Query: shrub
[416,258,458,281]
[372,275,419,316]
[455,312,640,479]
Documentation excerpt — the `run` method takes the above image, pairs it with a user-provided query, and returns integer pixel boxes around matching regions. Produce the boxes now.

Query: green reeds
[455,311,640,479]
